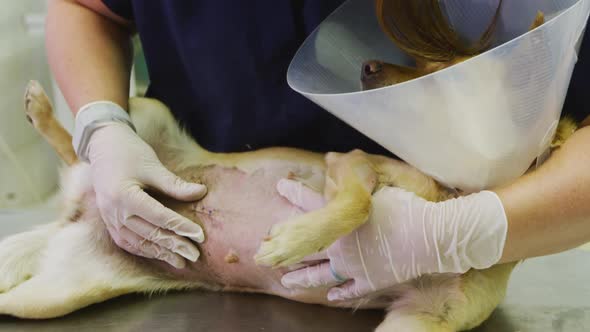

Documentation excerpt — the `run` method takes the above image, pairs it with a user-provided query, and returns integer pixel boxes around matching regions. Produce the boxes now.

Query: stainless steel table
[1,207,589,331]
[0,249,588,332]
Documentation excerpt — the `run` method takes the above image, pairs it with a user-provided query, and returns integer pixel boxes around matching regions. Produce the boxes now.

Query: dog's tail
[375,0,503,63]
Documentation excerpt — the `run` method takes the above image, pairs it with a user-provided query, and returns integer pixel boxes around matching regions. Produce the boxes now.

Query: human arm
[46,0,208,268]
[46,0,132,113]
[278,120,590,300]
[497,120,590,263]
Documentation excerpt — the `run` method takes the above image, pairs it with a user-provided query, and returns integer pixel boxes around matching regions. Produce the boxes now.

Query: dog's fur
[0,2,579,331]
[0,81,490,331]
[361,0,545,90]
[0,77,576,331]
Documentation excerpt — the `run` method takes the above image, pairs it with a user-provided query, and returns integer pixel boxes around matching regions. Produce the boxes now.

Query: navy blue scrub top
[102,1,590,155]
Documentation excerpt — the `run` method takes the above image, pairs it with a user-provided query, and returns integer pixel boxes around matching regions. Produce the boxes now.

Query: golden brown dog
[360,0,545,90]
[0,1,578,331]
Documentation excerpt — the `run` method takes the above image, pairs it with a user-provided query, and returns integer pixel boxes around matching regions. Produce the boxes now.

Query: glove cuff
[466,190,508,270]
[443,190,508,272]
[72,101,136,162]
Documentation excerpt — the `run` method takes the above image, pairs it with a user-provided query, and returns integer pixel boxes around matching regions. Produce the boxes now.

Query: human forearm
[497,123,590,263]
[278,117,590,299]
[45,1,211,268]
[46,0,133,113]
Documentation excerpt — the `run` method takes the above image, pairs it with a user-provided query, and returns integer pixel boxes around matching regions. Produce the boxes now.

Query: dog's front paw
[254,220,326,268]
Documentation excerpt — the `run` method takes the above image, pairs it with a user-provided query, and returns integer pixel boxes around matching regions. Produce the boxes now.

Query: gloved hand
[277,179,507,301]
[84,110,207,269]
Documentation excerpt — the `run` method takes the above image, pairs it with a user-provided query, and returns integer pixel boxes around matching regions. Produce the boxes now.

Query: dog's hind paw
[0,223,60,294]
[0,241,35,293]
[24,80,52,124]
[0,273,31,294]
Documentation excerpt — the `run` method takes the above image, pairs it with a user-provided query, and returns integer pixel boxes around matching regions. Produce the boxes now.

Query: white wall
[0,1,139,209]
[0,0,59,209]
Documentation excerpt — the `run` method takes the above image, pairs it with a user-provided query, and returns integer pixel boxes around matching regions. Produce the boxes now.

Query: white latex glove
[85,120,207,269]
[277,179,507,301]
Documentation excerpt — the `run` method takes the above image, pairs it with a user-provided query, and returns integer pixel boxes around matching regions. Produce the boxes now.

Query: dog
[361,0,546,90]
[0,2,578,332]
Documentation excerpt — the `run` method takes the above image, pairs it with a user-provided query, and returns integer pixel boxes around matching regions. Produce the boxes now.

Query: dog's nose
[361,61,383,80]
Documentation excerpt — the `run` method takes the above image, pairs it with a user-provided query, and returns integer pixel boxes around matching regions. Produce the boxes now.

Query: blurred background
[0,0,148,235]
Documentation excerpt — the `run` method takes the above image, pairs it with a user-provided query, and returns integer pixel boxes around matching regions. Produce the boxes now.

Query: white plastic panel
[288,0,590,191]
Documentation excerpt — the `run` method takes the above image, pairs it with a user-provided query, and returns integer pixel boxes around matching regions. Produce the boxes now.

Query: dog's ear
[472,0,504,52]
[375,0,503,62]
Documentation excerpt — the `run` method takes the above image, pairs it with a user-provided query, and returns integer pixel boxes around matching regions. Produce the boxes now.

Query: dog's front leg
[254,150,376,268]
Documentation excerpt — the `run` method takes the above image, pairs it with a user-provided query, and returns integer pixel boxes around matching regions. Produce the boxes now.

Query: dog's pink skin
[142,164,378,308]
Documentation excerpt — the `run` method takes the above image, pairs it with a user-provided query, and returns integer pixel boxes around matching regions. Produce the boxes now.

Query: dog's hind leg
[0,222,64,293]
[376,263,516,332]
[0,219,203,319]
[0,272,131,319]
[0,261,186,319]
[23,80,209,171]
[0,263,198,319]
[24,80,78,166]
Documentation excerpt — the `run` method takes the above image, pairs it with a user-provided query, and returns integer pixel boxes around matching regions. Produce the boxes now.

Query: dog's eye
[363,62,382,76]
